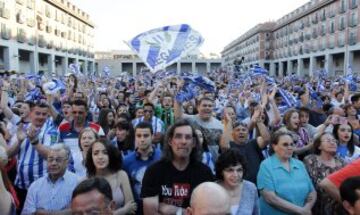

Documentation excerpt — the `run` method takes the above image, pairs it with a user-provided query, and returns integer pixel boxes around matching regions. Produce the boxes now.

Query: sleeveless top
[107,172,125,208]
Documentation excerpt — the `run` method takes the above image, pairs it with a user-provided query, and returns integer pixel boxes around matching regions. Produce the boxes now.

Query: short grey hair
[49,143,71,160]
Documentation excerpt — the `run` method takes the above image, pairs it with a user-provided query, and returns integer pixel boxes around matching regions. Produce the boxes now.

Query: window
[350,0,358,9]
[312,27,318,38]
[321,23,326,35]
[1,23,11,40]
[45,5,51,18]
[339,0,346,13]
[312,13,318,24]
[349,30,357,45]
[321,9,326,21]
[349,12,358,27]
[339,16,345,30]
[0,7,10,19]
[338,33,345,47]
[16,10,26,24]
[17,28,26,43]
[329,21,335,33]
[328,36,335,49]
[26,0,34,9]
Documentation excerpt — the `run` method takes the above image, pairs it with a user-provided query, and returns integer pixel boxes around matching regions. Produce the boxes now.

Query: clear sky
[71,0,309,54]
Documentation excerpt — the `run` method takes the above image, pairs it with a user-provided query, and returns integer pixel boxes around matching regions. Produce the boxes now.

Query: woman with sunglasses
[333,122,360,163]
[85,139,137,214]
[303,132,346,215]
[257,131,316,215]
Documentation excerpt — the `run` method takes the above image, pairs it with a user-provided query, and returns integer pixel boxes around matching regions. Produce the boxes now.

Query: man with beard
[58,100,104,176]
[141,120,213,215]
[21,144,78,214]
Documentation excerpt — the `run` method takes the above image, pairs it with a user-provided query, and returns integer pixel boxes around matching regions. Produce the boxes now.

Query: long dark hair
[97,108,115,134]
[85,139,122,177]
[333,122,355,156]
[116,121,135,152]
[162,119,201,163]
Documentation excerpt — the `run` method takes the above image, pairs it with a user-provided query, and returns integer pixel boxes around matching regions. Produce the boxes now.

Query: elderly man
[21,144,78,215]
[185,182,230,215]
[141,120,213,215]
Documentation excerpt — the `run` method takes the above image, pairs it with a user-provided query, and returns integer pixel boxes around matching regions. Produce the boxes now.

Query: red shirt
[327,159,360,187]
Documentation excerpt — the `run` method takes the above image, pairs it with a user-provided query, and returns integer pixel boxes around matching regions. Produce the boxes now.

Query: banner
[127,24,204,73]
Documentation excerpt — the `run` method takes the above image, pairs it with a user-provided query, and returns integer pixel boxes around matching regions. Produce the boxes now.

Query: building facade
[222,0,360,77]
[95,50,222,77]
[0,0,95,75]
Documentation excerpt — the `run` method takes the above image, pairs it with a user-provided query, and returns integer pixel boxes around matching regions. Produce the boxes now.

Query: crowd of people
[0,67,360,215]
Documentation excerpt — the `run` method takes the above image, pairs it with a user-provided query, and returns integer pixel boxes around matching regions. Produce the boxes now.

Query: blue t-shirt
[257,155,314,215]
[123,148,162,201]
[337,144,348,158]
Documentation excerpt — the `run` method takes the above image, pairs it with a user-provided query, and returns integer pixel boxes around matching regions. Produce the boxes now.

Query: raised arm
[220,110,233,151]
[268,87,281,126]
[0,82,14,120]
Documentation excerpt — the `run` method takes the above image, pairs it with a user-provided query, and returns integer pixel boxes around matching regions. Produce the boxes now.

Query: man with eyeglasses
[132,103,165,144]
[58,100,104,176]
[141,120,213,215]
[21,144,78,215]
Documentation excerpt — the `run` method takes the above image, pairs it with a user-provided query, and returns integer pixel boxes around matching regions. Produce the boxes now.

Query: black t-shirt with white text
[141,159,214,208]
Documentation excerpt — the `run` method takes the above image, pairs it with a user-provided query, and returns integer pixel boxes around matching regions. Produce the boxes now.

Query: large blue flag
[127,24,204,73]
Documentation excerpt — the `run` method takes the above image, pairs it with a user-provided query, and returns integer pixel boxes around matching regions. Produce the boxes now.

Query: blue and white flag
[42,79,66,95]
[103,66,111,78]
[127,24,204,73]
[26,74,42,85]
[69,63,81,75]
[25,87,43,101]
[154,69,177,80]
[183,75,216,92]
[250,65,268,76]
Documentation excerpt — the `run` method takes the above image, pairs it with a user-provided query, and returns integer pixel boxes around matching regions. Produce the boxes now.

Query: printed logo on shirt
[161,183,190,206]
